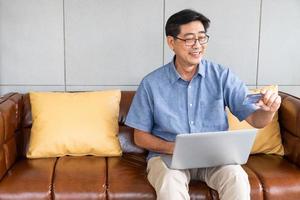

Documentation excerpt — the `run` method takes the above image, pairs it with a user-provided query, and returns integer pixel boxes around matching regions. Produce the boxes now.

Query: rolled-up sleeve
[222,68,258,121]
[125,80,154,132]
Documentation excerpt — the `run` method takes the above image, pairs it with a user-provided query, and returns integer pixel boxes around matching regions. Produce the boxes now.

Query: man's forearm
[134,129,175,154]
[246,109,276,129]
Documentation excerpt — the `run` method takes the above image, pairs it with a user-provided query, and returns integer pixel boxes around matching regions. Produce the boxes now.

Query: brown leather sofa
[0,91,300,200]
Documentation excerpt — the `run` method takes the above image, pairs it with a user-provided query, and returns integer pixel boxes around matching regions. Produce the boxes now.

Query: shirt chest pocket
[200,99,227,128]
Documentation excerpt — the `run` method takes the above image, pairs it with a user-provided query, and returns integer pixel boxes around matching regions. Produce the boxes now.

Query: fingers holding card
[257,91,281,112]
[252,85,281,112]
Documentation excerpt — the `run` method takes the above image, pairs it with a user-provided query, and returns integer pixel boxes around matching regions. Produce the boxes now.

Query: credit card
[243,93,263,105]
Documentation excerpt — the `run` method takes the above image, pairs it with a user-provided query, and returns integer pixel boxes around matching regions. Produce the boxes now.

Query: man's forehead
[178,20,205,33]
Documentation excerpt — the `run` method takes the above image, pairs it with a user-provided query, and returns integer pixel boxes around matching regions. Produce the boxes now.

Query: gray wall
[1,0,300,96]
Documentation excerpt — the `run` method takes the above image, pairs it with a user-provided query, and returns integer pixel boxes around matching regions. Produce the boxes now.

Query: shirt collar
[198,60,206,78]
[169,57,206,84]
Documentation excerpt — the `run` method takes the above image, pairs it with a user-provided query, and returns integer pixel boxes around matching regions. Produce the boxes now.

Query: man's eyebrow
[183,31,206,37]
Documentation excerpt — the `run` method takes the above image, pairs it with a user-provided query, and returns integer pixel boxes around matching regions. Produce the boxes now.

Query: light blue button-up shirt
[125,58,257,160]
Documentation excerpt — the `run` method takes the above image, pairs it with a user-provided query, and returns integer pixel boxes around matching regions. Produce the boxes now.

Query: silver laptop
[161,129,257,169]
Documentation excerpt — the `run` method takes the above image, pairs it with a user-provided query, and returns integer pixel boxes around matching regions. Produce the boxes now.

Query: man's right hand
[134,129,175,154]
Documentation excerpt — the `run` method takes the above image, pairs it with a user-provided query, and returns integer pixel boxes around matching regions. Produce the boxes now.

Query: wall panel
[258,0,300,85]
[64,0,164,86]
[0,0,64,85]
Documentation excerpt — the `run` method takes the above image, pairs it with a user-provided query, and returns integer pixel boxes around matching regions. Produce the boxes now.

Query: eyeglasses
[174,34,210,46]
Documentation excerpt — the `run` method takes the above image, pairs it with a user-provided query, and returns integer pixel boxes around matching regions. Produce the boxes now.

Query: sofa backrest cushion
[21,91,145,156]
[26,91,122,158]
[228,110,284,155]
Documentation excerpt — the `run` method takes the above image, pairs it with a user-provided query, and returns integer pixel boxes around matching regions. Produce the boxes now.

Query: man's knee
[147,157,190,200]
[216,165,250,199]
[150,170,190,200]
[170,170,188,182]
[160,172,189,200]
[158,170,189,189]
[228,166,248,182]
[219,165,249,184]
[227,169,249,187]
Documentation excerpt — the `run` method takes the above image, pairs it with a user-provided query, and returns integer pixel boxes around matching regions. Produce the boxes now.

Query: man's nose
[193,39,202,48]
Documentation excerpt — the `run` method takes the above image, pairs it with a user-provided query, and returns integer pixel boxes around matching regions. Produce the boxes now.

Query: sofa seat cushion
[246,154,300,200]
[242,165,264,200]
[0,158,57,200]
[107,154,155,200]
[53,156,106,200]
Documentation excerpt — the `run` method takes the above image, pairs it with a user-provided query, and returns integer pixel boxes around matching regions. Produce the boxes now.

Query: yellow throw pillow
[227,85,284,155]
[27,90,122,158]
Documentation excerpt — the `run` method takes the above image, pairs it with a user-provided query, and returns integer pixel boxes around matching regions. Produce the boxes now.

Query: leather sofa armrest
[0,93,23,180]
[0,106,5,180]
[279,92,300,166]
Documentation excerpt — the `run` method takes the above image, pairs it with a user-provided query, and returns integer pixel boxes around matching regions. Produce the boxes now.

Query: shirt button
[189,103,192,107]
[188,86,192,89]
[190,121,194,125]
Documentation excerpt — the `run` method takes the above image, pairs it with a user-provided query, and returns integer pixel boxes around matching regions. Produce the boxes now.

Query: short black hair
[165,9,210,37]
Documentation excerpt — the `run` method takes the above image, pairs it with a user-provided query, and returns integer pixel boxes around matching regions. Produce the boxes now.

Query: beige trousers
[147,156,250,200]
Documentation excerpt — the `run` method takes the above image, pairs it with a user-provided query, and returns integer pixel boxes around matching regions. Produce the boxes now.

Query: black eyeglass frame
[174,34,210,46]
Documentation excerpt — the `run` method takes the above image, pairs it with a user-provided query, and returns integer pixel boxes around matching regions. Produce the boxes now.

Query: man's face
[167,21,208,67]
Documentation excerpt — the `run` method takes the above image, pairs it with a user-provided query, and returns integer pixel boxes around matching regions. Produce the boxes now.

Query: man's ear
[167,36,175,51]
